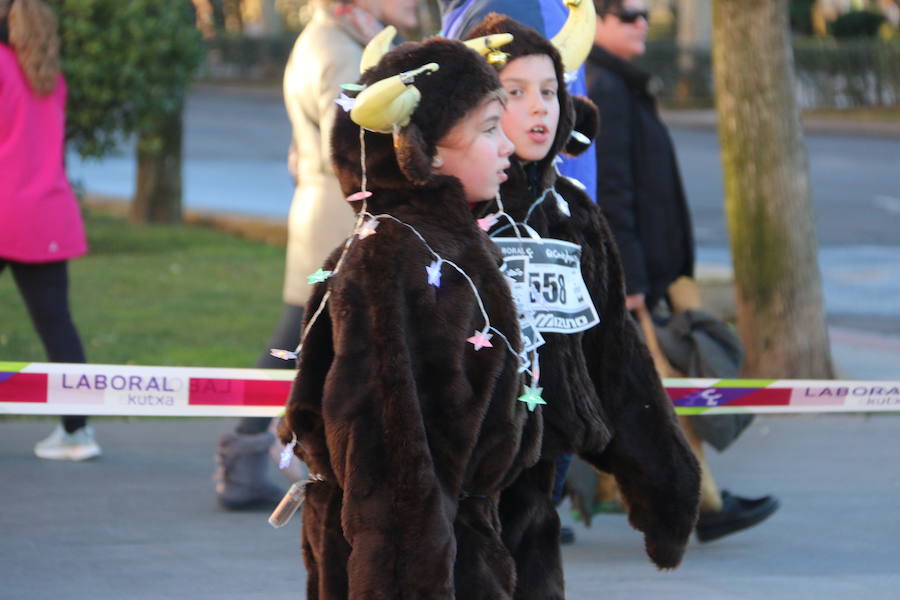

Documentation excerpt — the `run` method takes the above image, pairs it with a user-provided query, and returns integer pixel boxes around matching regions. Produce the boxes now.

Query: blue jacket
[439,0,597,202]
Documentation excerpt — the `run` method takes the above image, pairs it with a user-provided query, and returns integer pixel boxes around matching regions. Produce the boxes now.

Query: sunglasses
[609,9,650,25]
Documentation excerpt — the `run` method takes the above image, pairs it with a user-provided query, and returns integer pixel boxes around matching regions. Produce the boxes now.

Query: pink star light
[467,329,494,351]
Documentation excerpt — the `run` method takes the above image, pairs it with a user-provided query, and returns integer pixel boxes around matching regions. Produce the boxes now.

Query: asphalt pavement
[2,414,898,599]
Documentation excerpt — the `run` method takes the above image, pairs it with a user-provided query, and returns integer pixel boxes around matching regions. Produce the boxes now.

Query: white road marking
[873,195,900,215]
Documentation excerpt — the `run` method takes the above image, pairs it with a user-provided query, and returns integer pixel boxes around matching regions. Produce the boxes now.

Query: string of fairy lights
[271,89,587,463]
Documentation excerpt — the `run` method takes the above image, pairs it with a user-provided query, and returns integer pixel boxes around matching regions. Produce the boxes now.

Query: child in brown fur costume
[463,14,701,598]
[279,37,543,599]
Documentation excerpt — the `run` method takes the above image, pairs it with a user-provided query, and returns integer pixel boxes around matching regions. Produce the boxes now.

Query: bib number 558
[529,272,567,306]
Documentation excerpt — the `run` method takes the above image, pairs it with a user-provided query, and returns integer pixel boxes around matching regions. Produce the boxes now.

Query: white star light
[356,217,380,239]
[552,189,571,217]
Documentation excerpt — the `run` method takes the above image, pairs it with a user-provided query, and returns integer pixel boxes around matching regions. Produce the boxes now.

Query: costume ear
[565,95,600,157]
[393,124,434,185]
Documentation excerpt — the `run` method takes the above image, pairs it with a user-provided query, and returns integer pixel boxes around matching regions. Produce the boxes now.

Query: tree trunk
[130,110,184,225]
[712,0,834,378]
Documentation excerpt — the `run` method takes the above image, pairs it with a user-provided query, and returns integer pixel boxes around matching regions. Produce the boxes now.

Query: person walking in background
[0,0,99,462]
[586,0,779,542]
[214,0,420,510]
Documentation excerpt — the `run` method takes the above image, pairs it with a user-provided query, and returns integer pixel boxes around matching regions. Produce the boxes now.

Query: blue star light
[335,92,356,112]
[426,259,443,287]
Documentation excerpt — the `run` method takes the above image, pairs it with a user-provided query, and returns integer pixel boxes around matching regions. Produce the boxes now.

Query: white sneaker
[34,425,102,461]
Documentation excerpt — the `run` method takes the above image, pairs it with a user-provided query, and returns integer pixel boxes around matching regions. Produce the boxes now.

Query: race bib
[495,238,600,336]
[501,256,546,353]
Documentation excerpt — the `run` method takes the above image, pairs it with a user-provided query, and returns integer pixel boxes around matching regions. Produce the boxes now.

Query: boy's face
[498,55,560,164]
[435,97,514,204]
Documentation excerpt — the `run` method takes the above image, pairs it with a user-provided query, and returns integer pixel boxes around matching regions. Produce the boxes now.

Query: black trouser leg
[4,260,87,433]
[235,304,305,435]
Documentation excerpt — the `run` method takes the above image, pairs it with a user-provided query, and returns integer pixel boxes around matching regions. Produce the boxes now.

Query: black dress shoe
[696,490,780,543]
[559,525,576,545]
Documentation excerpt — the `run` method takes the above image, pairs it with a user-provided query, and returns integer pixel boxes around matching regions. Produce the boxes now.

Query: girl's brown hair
[3,0,61,96]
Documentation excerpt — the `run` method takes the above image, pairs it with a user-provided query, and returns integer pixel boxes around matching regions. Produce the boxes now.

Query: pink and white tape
[1,362,898,416]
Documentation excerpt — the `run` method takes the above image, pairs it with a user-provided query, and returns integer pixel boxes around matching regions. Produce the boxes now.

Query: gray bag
[655,309,753,452]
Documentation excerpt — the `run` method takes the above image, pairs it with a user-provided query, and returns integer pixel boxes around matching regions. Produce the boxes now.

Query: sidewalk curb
[661,109,900,139]
[84,195,288,247]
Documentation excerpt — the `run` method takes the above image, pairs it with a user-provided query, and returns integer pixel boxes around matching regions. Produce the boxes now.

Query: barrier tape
[1,362,898,417]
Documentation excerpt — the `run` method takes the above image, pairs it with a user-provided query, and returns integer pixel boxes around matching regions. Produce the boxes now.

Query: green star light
[307,268,333,285]
[518,385,546,412]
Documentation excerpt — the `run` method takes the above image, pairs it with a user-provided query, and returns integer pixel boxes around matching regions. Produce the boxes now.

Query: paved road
[70,85,900,246]
[672,128,900,248]
[2,415,898,600]
[672,126,900,334]
[70,86,295,220]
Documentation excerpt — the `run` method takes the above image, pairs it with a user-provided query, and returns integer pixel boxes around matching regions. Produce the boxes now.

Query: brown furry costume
[279,38,542,599]
[465,15,701,598]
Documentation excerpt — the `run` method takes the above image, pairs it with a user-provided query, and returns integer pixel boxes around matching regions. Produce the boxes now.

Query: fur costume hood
[464,13,599,193]
[332,36,504,194]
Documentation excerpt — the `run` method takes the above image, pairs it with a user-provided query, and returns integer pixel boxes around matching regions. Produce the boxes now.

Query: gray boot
[214,431,285,510]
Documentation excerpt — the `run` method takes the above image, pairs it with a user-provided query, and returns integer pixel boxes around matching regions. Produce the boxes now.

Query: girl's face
[498,55,560,164]
[434,97,514,204]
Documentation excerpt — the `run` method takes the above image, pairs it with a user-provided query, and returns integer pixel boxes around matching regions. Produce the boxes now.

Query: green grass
[0,210,286,368]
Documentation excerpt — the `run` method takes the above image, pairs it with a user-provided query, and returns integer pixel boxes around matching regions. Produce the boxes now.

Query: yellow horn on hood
[463,33,514,68]
[350,63,440,133]
[359,25,398,74]
[551,0,596,74]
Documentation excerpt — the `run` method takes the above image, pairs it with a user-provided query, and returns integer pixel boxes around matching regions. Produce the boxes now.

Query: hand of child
[625,293,645,311]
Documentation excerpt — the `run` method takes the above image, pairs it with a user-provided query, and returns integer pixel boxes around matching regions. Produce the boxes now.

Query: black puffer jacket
[586,45,694,309]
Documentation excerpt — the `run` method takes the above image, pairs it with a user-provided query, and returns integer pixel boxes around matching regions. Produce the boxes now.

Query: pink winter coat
[0,44,86,263]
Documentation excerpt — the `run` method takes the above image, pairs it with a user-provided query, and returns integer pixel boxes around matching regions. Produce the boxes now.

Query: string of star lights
[474,164,596,415]
[468,190,562,412]
[270,95,547,421]
[270,128,371,363]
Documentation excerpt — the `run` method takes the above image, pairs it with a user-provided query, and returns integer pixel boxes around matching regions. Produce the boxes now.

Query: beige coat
[282,8,365,305]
